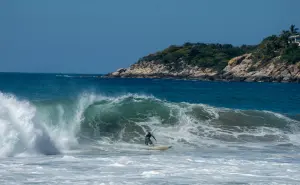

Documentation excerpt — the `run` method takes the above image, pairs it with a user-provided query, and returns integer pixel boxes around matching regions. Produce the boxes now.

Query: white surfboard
[147,145,172,151]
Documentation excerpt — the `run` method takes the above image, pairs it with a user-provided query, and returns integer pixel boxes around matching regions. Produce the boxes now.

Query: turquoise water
[0,73,299,184]
[1,73,299,114]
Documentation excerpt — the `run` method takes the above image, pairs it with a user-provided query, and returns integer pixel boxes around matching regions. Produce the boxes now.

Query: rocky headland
[105,25,300,83]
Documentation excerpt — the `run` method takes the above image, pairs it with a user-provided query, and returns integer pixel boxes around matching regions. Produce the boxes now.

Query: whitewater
[0,73,300,185]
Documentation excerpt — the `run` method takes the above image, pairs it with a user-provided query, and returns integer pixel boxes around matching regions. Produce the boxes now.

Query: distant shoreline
[102,74,300,83]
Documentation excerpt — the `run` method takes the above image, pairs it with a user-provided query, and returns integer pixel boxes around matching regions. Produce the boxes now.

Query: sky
[0,0,299,74]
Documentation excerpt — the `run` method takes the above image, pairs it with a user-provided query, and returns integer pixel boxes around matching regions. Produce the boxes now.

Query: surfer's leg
[145,138,149,145]
[149,139,153,145]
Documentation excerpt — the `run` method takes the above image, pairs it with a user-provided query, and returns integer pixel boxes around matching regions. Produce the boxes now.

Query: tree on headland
[290,24,299,34]
[279,30,291,48]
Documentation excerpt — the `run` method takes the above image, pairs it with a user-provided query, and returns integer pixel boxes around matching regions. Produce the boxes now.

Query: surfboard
[147,145,172,151]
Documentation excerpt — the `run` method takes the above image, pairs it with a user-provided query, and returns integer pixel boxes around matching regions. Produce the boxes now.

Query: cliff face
[222,54,300,82]
[106,54,300,83]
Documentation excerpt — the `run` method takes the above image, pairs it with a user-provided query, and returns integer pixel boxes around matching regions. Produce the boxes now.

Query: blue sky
[0,0,299,74]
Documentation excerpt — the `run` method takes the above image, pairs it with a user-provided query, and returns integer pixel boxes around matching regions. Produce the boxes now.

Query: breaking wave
[0,91,299,157]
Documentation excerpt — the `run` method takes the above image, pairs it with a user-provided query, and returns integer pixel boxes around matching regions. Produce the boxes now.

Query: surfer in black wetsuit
[145,131,156,146]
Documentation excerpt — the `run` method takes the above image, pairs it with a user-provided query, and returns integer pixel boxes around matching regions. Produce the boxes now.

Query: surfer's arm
[152,135,156,141]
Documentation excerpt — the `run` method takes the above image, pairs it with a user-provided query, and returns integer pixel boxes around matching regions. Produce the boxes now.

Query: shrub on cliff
[282,43,300,64]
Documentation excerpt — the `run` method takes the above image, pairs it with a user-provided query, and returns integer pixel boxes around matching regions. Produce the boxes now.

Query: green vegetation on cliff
[138,43,256,71]
[138,25,300,71]
[253,25,300,63]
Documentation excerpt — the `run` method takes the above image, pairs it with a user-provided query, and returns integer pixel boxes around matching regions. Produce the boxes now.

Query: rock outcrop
[105,54,300,83]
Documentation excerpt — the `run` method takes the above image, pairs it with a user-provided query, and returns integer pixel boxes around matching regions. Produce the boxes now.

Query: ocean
[0,73,299,185]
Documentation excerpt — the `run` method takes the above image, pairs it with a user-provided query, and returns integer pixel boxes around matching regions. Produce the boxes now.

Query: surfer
[145,131,156,146]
